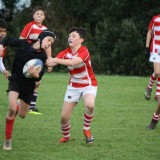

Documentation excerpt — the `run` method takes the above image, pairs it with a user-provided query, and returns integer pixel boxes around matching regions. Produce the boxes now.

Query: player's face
[0,27,7,41]
[68,31,84,47]
[33,10,45,25]
[41,36,55,50]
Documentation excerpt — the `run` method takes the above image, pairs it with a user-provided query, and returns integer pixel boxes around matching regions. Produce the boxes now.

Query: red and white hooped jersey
[148,14,160,54]
[56,46,97,88]
[20,21,47,41]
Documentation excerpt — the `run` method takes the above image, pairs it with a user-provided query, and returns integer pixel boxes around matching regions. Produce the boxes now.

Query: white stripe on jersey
[70,78,90,84]
[71,71,88,79]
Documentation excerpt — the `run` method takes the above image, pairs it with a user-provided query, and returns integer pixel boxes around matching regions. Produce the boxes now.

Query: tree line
[1,0,160,76]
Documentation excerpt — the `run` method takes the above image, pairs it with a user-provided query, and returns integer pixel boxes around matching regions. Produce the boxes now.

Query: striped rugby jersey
[56,46,97,88]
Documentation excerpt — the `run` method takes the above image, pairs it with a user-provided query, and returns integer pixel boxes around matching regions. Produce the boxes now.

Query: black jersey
[1,37,47,85]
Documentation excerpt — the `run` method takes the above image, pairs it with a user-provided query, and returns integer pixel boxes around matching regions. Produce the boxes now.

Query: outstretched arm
[46,57,83,67]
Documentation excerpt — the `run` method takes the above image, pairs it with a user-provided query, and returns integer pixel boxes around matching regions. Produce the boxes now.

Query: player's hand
[3,70,10,78]
[46,57,57,67]
[28,66,39,78]
[145,47,150,59]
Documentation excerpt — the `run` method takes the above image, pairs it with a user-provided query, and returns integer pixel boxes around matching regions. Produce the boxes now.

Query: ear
[80,38,84,43]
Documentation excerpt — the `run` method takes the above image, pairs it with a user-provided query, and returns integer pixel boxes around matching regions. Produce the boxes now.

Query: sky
[0,0,31,10]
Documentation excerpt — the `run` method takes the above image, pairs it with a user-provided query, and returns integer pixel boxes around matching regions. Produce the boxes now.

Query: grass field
[0,72,160,160]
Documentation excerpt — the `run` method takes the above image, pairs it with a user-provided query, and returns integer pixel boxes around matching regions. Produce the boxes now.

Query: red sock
[5,118,15,140]
[83,112,94,130]
[148,73,157,88]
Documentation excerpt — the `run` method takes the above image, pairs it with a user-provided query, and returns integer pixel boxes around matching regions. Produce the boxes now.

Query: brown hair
[69,27,86,39]
[32,6,46,16]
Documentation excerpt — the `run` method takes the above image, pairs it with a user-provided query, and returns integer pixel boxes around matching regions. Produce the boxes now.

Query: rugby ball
[23,59,43,78]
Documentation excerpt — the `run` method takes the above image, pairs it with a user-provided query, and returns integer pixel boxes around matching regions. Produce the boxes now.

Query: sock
[61,121,70,138]
[83,112,94,130]
[155,77,160,96]
[29,92,38,109]
[152,113,160,121]
[5,118,15,140]
[148,73,157,88]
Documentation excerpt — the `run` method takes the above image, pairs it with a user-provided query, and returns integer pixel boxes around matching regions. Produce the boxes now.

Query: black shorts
[7,76,35,105]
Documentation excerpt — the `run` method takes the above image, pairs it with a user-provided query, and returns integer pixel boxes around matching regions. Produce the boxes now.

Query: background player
[0,19,10,78]
[145,14,160,101]
[20,6,52,114]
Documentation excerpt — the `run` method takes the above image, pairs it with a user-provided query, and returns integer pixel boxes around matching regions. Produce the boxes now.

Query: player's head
[38,29,56,49]
[68,27,86,47]
[69,27,86,40]
[0,19,8,41]
[32,6,46,24]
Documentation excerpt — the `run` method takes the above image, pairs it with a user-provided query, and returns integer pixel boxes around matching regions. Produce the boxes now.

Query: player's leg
[59,101,77,143]
[154,76,160,101]
[145,62,160,100]
[147,100,160,129]
[3,91,19,150]
[145,72,157,100]
[18,99,29,118]
[82,86,97,144]
[29,81,41,114]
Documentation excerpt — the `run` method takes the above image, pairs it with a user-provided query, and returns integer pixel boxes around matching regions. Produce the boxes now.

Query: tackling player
[46,27,98,144]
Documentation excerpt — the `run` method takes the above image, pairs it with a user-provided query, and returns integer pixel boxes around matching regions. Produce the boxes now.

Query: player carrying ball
[0,29,56,150]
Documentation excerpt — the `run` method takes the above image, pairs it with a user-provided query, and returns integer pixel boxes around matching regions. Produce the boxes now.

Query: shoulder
[79,46,89,53]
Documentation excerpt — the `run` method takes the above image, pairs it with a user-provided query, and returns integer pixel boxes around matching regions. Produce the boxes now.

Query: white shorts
[64,85,97,102]
[149,53,160,63]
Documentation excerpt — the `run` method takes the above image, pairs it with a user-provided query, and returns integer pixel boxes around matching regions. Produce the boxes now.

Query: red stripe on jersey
[155,31,160,35]
[154,40,160,45]
[154,21,160,26]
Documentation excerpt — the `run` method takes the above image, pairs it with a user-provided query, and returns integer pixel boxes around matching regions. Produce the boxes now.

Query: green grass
[0,73,160,160]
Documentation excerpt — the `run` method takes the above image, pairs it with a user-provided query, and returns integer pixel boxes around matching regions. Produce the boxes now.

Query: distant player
[46,27,98,144]
[144,14,160,101]
[0,19,9,78]
[20,6,52,114]
[0,30,56,150]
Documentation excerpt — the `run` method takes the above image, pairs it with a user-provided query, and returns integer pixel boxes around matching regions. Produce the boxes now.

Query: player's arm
[0,57,10,78]
[45,47,53,72]
[0,44,4,56]
[0,36,26,48]
[19,36,25,39]
[46,57,83,67]
[146,29,152,47]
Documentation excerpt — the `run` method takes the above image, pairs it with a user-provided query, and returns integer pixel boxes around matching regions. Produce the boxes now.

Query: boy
[20,6,52,114]
[0,29,56,150]
[144,14,160,101]
[0,19,9,78]
[46,27,98,144]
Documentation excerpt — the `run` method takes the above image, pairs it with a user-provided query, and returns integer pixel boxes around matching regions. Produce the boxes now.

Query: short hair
[0,19,8,29]
[69,27,86,39]
[32,6,46,16]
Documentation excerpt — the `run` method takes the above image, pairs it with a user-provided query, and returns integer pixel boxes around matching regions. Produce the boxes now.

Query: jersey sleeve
[56,48,69,59]
[20,22,33,39]
[148,16,156,30]
[0,57,6,73]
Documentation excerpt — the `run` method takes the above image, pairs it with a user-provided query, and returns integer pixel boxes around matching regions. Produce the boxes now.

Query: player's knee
[85,103,94,113]
[61,114,69,124]
[154,71,160,76]
[19,113,26,119]
[8,108,17,118]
